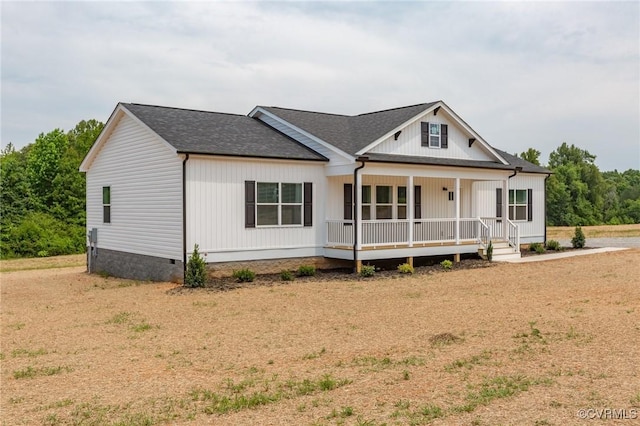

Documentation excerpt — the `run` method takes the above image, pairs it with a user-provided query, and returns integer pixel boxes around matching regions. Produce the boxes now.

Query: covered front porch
[322,162,521,262]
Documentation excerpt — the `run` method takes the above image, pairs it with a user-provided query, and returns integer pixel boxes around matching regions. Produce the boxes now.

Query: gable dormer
[361,102,507,164]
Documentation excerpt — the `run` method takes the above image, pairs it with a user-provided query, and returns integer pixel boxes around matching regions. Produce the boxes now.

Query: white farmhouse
[80,101,550,281]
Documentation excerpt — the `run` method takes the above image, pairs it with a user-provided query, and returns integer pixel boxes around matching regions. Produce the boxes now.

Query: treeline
[0,120,103,258]
[519,144,640,226]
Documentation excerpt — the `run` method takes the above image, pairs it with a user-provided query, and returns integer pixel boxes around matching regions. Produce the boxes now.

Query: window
[509,189,527,221]
[397,186,407,219]
[256,182,302,226]
[421,122,448,148]
[102,186,111,223]
[375,186,393,219]
[429,123,441,148]
[361,185,371,220]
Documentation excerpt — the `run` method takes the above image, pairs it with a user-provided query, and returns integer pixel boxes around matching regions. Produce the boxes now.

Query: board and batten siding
[472,173,546,242]
[86,114,183,260]
[256,114,351,165]
[185,156,326,263]
[369,114,496,161]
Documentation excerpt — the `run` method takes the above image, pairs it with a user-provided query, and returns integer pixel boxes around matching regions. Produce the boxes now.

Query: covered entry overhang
[323,158,521,262]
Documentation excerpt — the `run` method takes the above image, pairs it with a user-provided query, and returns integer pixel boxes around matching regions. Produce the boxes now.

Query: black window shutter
[245,181,255,228]
[421,122,429,146]
[343,183,353,220]
[527,188,533,222]
[303,182,313,227]
[414,185,422,219]
[496,188,503,218]
[441,124,448,148]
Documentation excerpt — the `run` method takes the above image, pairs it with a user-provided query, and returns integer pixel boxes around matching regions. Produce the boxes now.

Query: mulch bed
[168,256,496,294]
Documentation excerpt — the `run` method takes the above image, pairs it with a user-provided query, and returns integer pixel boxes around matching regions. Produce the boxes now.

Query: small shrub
[359,264,375,277]
[534,244,546,254]
[440,259,453,271]
[280,270,294,281]
[297,265,316,277]
[545,240,562,251]
[571,226,586,248]
[529,242,543,252]
[397,263,414,274]
[185,244,207,288]
[486,241,493,262]
[233,268,256,283]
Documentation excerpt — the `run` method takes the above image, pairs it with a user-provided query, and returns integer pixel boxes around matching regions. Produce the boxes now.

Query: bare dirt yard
[2,249,640,426]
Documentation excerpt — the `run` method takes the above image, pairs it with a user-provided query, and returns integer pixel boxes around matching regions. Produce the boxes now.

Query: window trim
[429,123,441,148]
[508,189,528,221]
[255,182,303,227]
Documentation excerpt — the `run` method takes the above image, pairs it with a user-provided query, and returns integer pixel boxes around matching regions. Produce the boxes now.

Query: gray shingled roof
[122,103,327,161]
[260,103,549,174]
[260,103,438,154]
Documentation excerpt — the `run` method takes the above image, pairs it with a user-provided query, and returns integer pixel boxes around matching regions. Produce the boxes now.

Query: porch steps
[478,240,521,261]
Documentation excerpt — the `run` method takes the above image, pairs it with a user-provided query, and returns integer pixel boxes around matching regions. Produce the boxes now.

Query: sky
[1,1,639,171]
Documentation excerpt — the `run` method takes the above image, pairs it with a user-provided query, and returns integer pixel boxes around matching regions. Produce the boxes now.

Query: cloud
[1,1,638,170]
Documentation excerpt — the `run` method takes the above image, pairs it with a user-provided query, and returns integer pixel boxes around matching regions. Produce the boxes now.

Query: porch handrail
[506,219,520,252]
[477,217,491,249]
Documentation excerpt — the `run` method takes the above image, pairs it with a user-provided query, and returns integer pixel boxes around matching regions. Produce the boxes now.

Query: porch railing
[477,218,491,249]
[480,217,505,240]
[507,219,520,252]
[327,218,512,247]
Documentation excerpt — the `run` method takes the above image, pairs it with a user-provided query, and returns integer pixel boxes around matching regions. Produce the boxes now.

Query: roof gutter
[508,166,523,179]
[182,153,189,282]
[353,156,368,273]
[544,173,551,243]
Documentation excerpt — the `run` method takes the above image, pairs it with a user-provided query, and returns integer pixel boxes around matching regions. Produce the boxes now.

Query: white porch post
[408,175,414,247]
[455,177,460,244]
[502,178,509,240]
[356,174,363,250]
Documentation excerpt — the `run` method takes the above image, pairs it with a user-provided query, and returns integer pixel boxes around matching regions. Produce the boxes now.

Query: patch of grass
[630,392,640,406]
[13,365,73,379]
[106,311,132,325]
[192,373,351,414]
[453,375,551,413]
[131,321,154,332]
[7,321,26,330]
[303,347,326,360]
[11,347,49,358]
[445,351,492,372]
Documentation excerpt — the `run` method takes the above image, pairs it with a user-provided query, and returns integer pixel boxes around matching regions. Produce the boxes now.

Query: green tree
[26,129,69,209]
[546,143,605,226]
[519,148,541,166]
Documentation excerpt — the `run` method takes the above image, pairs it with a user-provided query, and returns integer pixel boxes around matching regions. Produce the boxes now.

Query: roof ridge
[261,106,351,118]
[123,102,246,117]
[355,101,439,117]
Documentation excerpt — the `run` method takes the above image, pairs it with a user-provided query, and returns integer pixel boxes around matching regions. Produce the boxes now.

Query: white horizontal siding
[186,156,326,262]
[369,114,496,161]
[257,114,352,165]
[86,114,183,260]
[472,173,546,240]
